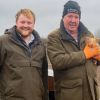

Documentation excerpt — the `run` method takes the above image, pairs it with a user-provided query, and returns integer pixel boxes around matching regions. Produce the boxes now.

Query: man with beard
[47,1,100,100]
[0,9,48,100]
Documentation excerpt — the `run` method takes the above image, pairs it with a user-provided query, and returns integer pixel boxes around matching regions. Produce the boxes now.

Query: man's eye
[21,21,25,24]
[27,22,32,24]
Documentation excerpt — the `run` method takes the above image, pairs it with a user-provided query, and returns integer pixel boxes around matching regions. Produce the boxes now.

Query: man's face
[16,14,35,38]
[63,13,80,33]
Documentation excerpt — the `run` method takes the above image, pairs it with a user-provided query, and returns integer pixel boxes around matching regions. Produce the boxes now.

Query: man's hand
[83,44,100,59]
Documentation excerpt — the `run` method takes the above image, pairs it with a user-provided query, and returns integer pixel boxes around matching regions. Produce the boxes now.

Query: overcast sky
[0,0,100,38]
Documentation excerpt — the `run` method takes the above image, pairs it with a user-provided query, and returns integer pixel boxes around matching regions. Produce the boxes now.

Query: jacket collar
[59,28,73,41]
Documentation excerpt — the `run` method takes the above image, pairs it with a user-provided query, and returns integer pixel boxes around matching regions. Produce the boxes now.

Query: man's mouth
[69,23,77,26]
[22,27,30,31]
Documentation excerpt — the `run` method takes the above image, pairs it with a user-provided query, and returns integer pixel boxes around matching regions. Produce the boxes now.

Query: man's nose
[71,17,76,22]
[23,22,29,27]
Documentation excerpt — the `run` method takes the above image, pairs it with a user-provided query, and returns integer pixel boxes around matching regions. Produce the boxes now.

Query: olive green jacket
[0,26,48,100]
[47,22,98,100]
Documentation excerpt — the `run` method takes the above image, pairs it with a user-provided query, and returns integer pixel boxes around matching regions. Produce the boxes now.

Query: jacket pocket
[60,79,82,100]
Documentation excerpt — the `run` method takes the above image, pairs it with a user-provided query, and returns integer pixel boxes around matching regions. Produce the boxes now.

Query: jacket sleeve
[47,32,86,70]
[0,35,6,69]
[0,35,7,99]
